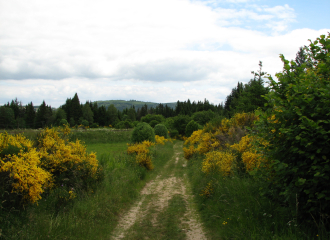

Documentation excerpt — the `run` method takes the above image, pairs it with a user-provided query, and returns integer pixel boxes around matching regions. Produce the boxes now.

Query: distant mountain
[94,100,177,111]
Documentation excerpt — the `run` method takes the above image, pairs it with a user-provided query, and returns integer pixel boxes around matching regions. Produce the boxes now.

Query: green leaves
[255,33,330,222]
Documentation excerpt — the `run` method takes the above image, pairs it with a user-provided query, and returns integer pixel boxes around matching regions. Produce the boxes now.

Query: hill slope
[94,100,177,111]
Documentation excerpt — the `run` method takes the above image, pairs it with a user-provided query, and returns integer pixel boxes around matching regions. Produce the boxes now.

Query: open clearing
[111,141,207,240]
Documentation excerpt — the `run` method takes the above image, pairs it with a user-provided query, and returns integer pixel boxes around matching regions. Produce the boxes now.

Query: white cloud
[0,0,329,107]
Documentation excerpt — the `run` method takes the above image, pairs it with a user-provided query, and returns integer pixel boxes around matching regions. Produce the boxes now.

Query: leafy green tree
[185,120,199,137]
[82,103,94,125]
[149,120,159,128]
[54,108,67,126]
[107,104,119,126]
[173,115,191,135]
[255,33,330,223]
[127,107,136,122]
[69,117,75,127]
[164,117,175,132]
[81,119,89,127]
[192,110,215,126]
[154,124,169,138]
[141,114,165,124]
[131,122,155,143]
[115,120,134,129]
[59,119,68,126]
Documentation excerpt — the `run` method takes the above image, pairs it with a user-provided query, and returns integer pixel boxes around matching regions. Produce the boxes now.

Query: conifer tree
[24,102,36,128]
[70,93,83,124]
[35,101,52,128]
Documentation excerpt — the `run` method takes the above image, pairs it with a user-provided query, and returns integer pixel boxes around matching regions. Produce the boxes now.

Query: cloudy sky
[0,0,329,107]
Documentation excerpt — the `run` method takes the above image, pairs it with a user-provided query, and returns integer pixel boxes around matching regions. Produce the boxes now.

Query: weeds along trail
[111,141,207,240]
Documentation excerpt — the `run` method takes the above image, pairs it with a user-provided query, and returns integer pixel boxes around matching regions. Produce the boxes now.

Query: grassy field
[1,129,175,240]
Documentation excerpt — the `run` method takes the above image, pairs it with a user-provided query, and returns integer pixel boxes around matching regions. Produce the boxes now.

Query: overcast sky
[0,0,329,108]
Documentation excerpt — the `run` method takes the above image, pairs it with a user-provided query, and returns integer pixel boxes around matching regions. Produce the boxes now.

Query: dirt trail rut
[111,142,207,240]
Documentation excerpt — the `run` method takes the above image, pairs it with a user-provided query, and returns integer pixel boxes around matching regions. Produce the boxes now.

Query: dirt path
[110,141,207,240]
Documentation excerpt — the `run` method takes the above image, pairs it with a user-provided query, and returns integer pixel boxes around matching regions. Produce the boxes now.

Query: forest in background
[0,59,274,132]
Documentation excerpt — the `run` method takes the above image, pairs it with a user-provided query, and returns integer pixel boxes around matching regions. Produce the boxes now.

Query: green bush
[192,110,215,126]
[255,33,330,224]
[173,115,191,135]
[59,119,68,126]
[185,120,199,137]
[141,114,165,124]
[169,129,179,139]
[131,122,155,143]
[81,119,89,127]
[154,124,169,138]
[90,123,98,128]
[149,120,159,128]
[115,121,134,129]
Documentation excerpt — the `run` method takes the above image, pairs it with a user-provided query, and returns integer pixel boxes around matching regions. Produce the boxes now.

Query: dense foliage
[131,122,156,143]
[154,124,169,139]
[255,33,330,223]
[185,120,199,137]
[0,126,102,209]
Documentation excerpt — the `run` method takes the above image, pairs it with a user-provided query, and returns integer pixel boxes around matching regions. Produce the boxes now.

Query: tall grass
[186,155,318,240]
[69,129,132,144]
[1,132,174,240]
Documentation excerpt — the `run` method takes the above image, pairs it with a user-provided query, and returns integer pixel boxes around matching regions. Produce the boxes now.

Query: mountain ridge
[93,100,177,111]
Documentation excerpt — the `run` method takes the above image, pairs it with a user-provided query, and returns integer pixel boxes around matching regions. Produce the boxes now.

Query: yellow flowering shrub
[38,127,99,181]
[231,135,269,171]
[183,112,268,175]
[127,140,155,170]
[0,133,52,204]
[1,126,103,207]
[231,135,254,153]
[184,129,203,145]
[183,145,196,160]
[202,151,235,175]
[155,135,173,145]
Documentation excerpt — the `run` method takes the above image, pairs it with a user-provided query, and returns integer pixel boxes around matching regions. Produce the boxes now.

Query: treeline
[0,61,274,130]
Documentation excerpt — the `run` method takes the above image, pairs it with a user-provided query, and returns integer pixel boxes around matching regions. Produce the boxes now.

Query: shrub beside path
[111,141,207,240]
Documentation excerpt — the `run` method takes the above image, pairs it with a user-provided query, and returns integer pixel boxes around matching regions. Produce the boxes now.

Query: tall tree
[54,108,67,126]
[98,106,107,126]
[127,107,136,121]
[70,93,83,125]
[107,104,118,126]
[0,106,15,129]
[35,101,52,128]
[24,102,36,128]
[82,103,94,125]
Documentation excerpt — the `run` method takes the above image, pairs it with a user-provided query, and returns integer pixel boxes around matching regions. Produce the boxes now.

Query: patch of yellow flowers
[127,135,173,170]
[127,140,155,170]
[183,112,268,175]
[0,125,100,205]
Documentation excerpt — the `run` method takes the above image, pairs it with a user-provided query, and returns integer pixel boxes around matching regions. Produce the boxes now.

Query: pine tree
[35,101,52,128]
[71,93,83,125]
[25,102,36,128]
